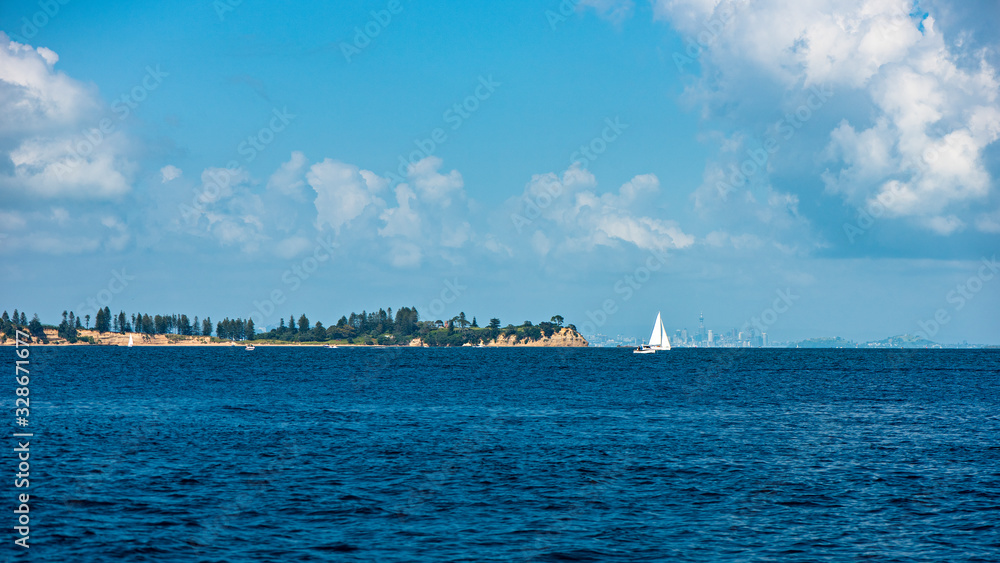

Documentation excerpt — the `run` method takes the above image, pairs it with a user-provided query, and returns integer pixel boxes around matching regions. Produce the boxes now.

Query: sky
[1,0,998,344]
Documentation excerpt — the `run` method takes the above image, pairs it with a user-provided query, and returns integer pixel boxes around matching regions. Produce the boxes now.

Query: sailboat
[128,333,134,348]
[648,312,671,351]
[633,312,671,354]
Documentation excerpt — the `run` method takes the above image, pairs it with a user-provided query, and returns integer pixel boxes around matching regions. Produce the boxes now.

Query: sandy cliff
[486,328,589,347]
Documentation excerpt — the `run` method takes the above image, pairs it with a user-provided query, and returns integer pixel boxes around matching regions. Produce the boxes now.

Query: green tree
[28,314,47,343]
[471,316,478,328]
[489,318,501,329]
[551,315,564,327]
[85,314,90,329]
[298,314,309,334]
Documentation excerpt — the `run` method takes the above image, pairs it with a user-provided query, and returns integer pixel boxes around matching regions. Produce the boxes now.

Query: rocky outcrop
[486,327,589,347]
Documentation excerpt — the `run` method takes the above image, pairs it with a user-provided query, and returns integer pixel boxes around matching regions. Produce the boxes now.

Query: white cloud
[0,34,135,201]
[407,156,464,205]
[161,164,182,183]
[378,184,421,239]
[266,151,307,198]
[0,35,100,133]
[308,159,385,234]
[274,236,313,259]
[655,0,1000,237]
[508,165,694,256]
[920,214,965,235]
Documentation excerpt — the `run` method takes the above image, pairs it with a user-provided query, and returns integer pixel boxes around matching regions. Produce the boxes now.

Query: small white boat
[633,342,654,354]
[128,333,134,348]
[324,344,338,349]
[245,344,255,351]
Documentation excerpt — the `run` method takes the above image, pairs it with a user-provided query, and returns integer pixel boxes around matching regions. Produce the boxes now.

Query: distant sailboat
[648,312,671,351]
[128,333,134,348]
[634,312,671,354]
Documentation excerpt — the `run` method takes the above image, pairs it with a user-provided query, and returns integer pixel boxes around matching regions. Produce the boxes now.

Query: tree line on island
[1,306,576,347]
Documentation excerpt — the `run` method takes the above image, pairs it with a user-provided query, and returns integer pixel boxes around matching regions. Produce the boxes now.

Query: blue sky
[1,0,998,343]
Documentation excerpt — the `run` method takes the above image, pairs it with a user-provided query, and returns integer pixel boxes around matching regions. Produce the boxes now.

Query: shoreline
[5,328,589,348]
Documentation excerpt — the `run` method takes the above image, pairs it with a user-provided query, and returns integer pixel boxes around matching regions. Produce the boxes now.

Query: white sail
[648,312,671,351]
[128,333,134,348]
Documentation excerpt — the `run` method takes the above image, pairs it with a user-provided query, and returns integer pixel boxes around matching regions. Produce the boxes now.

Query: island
[0,308,589,348]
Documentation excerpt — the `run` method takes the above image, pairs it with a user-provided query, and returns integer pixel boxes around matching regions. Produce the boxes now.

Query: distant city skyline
[1,1,998,344]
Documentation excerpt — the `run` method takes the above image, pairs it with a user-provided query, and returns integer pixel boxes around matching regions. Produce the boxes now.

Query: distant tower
[699,311,706,340]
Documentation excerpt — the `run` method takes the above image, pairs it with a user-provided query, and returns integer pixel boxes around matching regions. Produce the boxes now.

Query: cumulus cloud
[0,33,135,201]
[266,150,307,198]
[508,165,694,255]
[160,164,182,183]
[0,34,141,255]
[308,159,386,234]
[655,0,1000,237]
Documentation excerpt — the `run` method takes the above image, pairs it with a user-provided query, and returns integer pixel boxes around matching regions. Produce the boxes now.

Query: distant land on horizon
[3,307,998,350]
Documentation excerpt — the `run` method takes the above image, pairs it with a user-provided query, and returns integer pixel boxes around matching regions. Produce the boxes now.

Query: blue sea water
[14,347,1000,562]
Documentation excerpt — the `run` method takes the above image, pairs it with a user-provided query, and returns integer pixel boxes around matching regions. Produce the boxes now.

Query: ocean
[19,347,1000,561]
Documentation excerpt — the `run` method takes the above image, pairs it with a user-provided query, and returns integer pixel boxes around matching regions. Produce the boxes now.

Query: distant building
[707,329,713,345]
